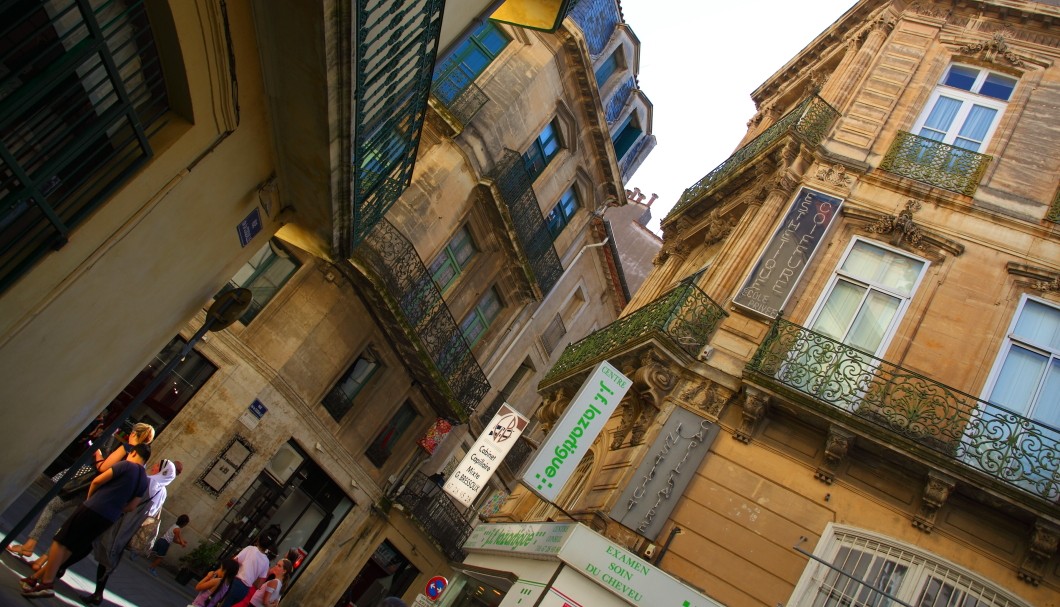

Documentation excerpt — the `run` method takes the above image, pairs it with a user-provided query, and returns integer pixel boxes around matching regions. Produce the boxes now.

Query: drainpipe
[654,526,681,566]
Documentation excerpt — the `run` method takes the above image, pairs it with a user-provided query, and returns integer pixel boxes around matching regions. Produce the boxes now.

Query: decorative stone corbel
[1006,262,1060,294]
[734,387,769,443]
[814,163,855,189]
[815,426,855,484]
[1018,520,1060,586]
[961,32,1025,68]
[912,470,956,533]
[844,201,965,259]
[701,208,738,246]
[537,388,568,433]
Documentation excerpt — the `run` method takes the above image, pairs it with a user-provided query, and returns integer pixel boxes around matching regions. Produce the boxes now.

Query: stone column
[817,35,861,106]
[824,17,894,113]
[701,167,800,304]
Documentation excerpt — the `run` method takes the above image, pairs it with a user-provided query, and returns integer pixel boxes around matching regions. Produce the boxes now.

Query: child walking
[148,514,189,575]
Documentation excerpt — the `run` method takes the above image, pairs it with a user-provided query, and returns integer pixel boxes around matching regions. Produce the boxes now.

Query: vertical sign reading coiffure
[732,187,843,318]
[444,403,528,507]
[522,361,631,503]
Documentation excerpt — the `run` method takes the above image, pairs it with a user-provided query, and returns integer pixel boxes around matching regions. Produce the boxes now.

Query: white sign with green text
[521,361,630,502]
[557,525,724,607]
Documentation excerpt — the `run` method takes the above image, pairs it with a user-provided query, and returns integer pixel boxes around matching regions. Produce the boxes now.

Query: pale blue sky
[621,0,857,233]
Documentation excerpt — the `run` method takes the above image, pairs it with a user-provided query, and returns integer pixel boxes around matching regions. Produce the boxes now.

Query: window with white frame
[983,296,1060,424]
[789,525,1031,607]
[912,64,1017,152]
[322,349,381,421]
[809,239,927,357]
[220,239,300,325]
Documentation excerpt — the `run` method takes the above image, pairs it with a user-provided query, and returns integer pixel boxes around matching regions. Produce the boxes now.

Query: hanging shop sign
[610,407,719,539]
[557,525,724,607]
[463,521,574,557]
[732,187,843,318]
[444,403,529,507]
[521,361,631,503]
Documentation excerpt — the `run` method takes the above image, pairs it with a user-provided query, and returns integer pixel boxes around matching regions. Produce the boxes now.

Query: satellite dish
[206,288,253,331]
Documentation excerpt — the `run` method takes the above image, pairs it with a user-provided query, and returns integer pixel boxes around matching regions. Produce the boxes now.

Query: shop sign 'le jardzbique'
[521,361,631,502]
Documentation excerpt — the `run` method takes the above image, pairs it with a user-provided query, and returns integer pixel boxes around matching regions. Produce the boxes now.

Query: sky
[620,0,858,234]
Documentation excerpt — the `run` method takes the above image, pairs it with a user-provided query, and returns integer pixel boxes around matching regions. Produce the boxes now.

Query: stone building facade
[2,1,652,605]
[494,1,1060,607]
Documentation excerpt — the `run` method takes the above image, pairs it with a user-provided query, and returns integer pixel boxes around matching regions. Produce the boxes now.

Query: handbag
[56,462,98,501]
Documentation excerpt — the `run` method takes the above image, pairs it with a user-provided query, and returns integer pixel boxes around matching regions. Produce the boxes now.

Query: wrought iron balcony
[488,150,564,297]
[431,76,488,131]
[667,94,839,220]
[395,472,473,561]
[503,436,534,476]
[357,218,490,418]
[1047,185,1060,223]
[747,317,1060,503]
[879,131,991,197]
[543,280,727,384]
[351,0,444,248]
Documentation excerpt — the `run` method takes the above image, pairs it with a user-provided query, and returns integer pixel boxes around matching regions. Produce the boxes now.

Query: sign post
[521,361,631,503]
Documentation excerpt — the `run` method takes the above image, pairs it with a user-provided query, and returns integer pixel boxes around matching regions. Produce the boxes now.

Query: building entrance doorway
[212,441,354,587]
[334,540,418,607]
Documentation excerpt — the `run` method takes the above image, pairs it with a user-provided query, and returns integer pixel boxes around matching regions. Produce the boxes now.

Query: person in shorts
[21,443,150,599]
[148,513,190,575]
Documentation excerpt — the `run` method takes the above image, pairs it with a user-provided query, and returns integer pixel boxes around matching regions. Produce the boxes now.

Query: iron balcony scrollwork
[747,317,1060,503]
[490,150,564,297]
[879,131,991,197]
[395,472,474,561]
[543,279,727,384]
[667,94,839,220]
[351,0,444,248]
[359,219,490,417]
[431,74,488,129]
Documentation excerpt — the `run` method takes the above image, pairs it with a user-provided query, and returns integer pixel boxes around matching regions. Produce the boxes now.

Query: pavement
[0,481,197,607]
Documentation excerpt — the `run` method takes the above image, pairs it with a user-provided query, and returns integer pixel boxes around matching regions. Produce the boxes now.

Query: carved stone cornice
[843,201,965,258]
[913,470,956,533]
[961,32,1026,68]
[734,386,769,444]
[676,379,737,421]
[1007,262,1060,293]
[907,2,950,20]
[815,426,855,485]
[1018,520,1060,586]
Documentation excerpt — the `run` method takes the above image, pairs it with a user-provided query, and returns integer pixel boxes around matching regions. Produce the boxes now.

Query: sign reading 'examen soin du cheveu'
[521,360,631,503]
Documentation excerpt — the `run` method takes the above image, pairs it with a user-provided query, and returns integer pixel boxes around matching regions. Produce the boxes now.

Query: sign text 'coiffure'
[444,403,528,507]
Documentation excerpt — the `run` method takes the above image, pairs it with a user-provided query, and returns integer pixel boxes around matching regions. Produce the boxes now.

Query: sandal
[6,543,32,559]
[21,579,55,599]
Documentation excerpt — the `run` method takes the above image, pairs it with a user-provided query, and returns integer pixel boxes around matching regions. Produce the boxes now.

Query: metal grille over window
[540,313,567,354]
[793,528,1030,607]
[0,0,170,292]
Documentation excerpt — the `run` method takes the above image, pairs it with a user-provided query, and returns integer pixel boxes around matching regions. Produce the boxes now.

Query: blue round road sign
[425,576,448,601]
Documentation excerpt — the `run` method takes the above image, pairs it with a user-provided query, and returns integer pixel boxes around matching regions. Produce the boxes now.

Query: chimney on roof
[647,193,658,207]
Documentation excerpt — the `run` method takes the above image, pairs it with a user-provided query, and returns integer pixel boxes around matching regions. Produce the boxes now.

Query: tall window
[220,239,300,325]
[984,297,1060,423]
[433,21,510,104]
[612,113,642,161]
[594,49,621,86]
[0,0,171,292]
[809,239,926,357]
[523,121,561,180]
[790,526,1030,607]
[912,64,1017,152]
[366,401,419,467]
[545,188,580,239]
[322,350,381,421]
[461,287,503,346]
[429,226,476,290]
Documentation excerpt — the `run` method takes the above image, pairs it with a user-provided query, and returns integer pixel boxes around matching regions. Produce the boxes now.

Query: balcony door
[968,296,1060,500]
[803,239,927,408]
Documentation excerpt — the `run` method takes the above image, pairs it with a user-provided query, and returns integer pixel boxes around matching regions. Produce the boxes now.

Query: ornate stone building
[1,1,655,606]
[494,1,1060,606]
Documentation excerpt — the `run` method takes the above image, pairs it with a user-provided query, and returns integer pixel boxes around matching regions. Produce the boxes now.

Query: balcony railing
[395,472,473,561]
[667,94,839,220]
[503,436,534,476]
[747,318,1060,503]
[490,150,564,297]
[543,279,728,384]
[431,76,488,129]
[358,218,490,417]
[351,0,444,248]
[1047,185,1060,223]
[879,131,991,197]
